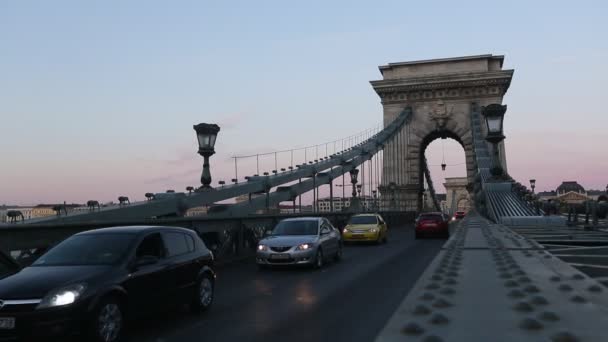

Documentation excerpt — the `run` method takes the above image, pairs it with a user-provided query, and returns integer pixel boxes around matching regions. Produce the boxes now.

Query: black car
[0,226,215,342]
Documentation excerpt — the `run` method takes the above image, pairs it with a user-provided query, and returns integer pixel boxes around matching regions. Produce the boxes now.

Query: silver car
[256,217,343,269]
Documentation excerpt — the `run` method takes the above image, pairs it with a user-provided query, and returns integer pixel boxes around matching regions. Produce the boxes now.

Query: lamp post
[389,182,397,210]
[482,104,507,178]
[349,168,359,198]
[193,123,220,189]
[372,190,378,211]
[530,179,536,194]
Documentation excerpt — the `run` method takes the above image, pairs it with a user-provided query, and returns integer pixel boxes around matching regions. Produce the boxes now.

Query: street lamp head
[356,184,362,190]
[193,123,220,155]
[530,179,536,187]
[349,168,359,183]
[194,123,220,189]
[441,163,446,171]
[482,104,507,142]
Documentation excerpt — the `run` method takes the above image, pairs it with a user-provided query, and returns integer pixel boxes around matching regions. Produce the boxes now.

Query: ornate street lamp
[349,168,359,198]
[482,104,507,177]
[193,123,220,189]
[529,179,536,194]
[186,186,194,194]
[357,184,362,197]
[389,182,397,210]
[372,190,378,210]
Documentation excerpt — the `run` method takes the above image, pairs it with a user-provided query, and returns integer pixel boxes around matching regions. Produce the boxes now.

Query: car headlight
[296,243,311,251]
[370,227,379,233]
[257,244,268,252]
[343,228,350,233]
[37,283,87,309]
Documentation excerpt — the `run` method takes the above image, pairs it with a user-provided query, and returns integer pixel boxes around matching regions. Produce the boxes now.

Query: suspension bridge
[2,54,608,341]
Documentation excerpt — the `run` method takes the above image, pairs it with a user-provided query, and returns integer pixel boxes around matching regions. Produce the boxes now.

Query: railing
[12,108,412,225]
[469,103,545,223]
[422,157,441,211]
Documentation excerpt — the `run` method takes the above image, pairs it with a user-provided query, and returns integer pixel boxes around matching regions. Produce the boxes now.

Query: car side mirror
[133,255,158,269]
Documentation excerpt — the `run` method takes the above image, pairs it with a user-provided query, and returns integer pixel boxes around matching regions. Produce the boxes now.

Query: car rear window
[419,214,443,221]
[349,216,378,225]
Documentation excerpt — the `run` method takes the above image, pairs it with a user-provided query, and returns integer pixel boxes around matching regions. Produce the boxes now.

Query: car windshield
[33,233,136,266]
[0,253,19,279]
[272,220,319,236]
[349,216,378,225]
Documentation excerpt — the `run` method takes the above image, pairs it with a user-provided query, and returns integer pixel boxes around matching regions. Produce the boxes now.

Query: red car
[453,211,466,220]
[415,212,450,239]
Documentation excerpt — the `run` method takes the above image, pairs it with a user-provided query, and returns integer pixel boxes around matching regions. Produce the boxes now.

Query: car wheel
[334,244,343,262]
[91,297,124,342]
[314,249,324,269]
[191,273,214,313]
[383,234,388,244]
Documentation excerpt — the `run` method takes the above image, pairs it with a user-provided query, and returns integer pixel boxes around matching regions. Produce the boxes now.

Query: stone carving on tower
[427,100,453,130]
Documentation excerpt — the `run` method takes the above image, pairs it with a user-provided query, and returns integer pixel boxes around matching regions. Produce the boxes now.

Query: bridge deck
[376,213,608,342]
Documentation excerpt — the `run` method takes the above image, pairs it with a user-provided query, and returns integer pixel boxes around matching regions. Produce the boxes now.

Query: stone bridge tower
[371,55,514,212]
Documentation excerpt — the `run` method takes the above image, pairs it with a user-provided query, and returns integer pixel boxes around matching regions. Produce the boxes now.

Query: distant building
[444,177,472,214]
[185,206,208,217]
[537,181,608,205]
[31,205,56,218]
[315,196,376,212]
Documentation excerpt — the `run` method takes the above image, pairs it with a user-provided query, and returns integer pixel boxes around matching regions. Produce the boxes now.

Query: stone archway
[371,54,514,212]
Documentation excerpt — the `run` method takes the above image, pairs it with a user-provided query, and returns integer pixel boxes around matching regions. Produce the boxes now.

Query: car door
[320,220,338,255]
[124,232,171,313]
[161,231,195,303]
[377,215,387,238]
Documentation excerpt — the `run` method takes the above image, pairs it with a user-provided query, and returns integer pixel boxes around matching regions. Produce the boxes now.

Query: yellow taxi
[342,214,388,244]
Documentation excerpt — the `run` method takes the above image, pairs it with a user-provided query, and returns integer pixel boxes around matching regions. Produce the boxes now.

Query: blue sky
[1,0,607,205]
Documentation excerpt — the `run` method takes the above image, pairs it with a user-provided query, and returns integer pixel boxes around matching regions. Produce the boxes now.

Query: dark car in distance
[0,226,215,342]
[415,212,450,239]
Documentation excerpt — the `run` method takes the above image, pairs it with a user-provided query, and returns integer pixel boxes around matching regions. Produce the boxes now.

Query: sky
[1,0,607,205]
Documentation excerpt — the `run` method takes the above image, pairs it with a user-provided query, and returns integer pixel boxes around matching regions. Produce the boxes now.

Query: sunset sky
[1,0,607,206]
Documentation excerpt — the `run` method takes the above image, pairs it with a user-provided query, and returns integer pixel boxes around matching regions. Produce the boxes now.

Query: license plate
[424,224,437,228]
[352,234,364,238]
[0,318,15,330]
[270,253,290,260]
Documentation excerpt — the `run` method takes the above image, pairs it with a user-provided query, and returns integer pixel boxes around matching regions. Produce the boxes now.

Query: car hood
[345,224,377,230]
[260,235,318,247]
[0,265,112,299]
